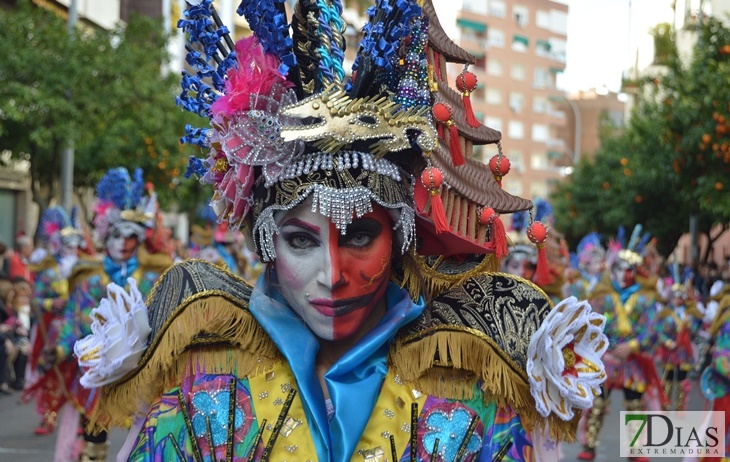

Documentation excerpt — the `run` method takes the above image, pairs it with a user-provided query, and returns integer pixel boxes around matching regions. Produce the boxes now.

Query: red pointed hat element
[455,69,480,128]
[420,166,450,234]
[527,221,553,286]
[489,153,511,188]
[479,207,509,259]
[432,102,465,166]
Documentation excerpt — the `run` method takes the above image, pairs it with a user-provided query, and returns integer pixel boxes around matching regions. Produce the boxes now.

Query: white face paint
[106,225,141,262]
[272,200,394,341]
[612,260,636,289]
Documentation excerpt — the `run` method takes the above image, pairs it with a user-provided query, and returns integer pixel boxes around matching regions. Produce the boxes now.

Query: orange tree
[551,17,730,261]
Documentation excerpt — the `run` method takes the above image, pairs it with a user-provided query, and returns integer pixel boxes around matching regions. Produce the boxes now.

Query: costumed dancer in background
[189,205,240,274]
[700,290,730,462]
[578,226,661,462]
[73,1,609,460]
[48,167,172,462]
[565,232,607,301]
[653,263,703,411]
[23,207,85,436]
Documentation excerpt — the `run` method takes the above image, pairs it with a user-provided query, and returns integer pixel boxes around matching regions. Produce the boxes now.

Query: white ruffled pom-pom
[74,277,151,388]
[527,296,609,421]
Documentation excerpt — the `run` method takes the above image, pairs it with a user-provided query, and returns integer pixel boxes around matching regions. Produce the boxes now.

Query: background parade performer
[578,227,661,461]
[22,206,85,436]
[49,167,171,462]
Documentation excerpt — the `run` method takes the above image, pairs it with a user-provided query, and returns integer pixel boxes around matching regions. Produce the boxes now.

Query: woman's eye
[287,233,317,249]
[347,232,373,248]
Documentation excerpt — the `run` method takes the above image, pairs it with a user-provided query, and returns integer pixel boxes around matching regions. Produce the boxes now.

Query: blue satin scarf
[103,254,138,287]
[249,275,425,462]
[612,280,641,304]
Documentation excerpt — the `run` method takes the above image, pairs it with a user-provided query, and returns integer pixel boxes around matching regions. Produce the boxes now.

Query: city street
[0,376,710,461]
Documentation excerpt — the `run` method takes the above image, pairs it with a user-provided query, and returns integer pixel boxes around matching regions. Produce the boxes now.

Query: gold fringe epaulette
[90,260,280,432]
[29,254,58,273]
[137,247,174,274]
[389,272,579,441]
[67,256,105,291]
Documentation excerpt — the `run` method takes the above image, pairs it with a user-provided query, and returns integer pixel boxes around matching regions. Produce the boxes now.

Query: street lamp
[548,93,581,164]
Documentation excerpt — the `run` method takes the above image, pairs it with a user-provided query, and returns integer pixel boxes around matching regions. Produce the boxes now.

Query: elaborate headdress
[93,167,154,244]
[180,0,532,269]
[37,206,85,254]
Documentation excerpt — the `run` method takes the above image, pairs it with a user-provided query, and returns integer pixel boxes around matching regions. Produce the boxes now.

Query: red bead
[479,207,495,225]
[420,167,444,190]
[489,155,511,176]
[528,221,548,243]
[456,71,478,93]
[432,103,453,123]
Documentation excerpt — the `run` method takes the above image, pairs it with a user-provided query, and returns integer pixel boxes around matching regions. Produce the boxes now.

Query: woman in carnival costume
[653,264,703,411]
[577,226,661,461]
[22,206,85,436]
[49,168,172,462]
[75,1,609,460]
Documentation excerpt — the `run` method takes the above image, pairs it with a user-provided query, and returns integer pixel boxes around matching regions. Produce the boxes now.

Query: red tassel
[414,178,428,213]
[430,190,450,234]
[534,243,554,286]
[463,94,479,128]
[491,214,509,259]
[448,123,465,166]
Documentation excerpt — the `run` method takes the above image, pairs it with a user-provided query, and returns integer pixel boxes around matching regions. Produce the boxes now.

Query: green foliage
[0,1,202,214]
[551,17,730,262]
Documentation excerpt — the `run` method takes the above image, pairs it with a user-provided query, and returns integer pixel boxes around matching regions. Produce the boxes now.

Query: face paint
[502,252,535,280]
[612,261,636,289]
[273,202,393,341]
[107,229,140,262]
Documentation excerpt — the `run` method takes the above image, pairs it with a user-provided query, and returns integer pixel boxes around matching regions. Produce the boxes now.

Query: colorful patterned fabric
[126,371,532,462]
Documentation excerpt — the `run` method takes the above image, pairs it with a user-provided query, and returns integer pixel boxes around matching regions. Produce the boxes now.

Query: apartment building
[454,0,569,201]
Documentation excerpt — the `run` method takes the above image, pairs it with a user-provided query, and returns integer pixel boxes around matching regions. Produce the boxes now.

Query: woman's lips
[309,289,380,317]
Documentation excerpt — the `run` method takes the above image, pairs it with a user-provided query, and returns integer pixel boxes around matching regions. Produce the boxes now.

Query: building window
[536,10,550,29]
[487,59,503,76]
[512,34,529,52]
[505,179,523,196]
[508,121,524,139]
[509,150,524,172]
[530,151,548,170]
[536,39,552,57]
[462,0,488,15]
[533,96,548,113]
[533,68,548,88]
[509,92,524,113]
[487,29,504,48]
[457,18,487,36]
[486,88,502,105]
[530,181,548,198]
[489,0,506,18]
[510,63,525,81]
[532,124,549,142]
[486,116,503,132]
[513,5,529,27]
